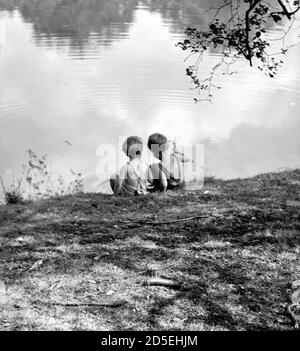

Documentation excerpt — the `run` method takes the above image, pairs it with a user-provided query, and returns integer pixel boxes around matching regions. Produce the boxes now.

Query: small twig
[50,281,61,291]
[41,300,127,308]
[206,1,232,21]
[119,215,209,226]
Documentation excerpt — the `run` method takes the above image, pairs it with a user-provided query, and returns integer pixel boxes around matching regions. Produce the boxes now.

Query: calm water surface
[0,0,299,194]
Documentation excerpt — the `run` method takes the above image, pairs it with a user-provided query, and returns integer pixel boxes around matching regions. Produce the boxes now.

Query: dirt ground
[0,169,299,330]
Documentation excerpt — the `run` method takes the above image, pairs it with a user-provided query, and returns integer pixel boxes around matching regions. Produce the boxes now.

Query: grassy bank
[0,169,300,331]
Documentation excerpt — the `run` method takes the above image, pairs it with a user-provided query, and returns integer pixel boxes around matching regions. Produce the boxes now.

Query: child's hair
[147,133,168,149]
[122,136,143,157]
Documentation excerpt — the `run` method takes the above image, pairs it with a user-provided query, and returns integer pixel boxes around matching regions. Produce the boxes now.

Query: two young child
[110,133,189,196]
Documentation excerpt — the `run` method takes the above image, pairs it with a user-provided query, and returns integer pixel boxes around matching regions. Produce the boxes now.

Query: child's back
[110,136,153,196]
[120,158,151,195]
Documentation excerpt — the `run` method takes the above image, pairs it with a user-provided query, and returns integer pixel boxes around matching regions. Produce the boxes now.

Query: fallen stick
[120,215,209,226]
[39,299,127,308]
[147,277,181,289]
[18,259,46,274]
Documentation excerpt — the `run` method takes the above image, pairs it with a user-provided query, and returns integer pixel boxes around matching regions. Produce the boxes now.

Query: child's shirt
[118,160,153,195]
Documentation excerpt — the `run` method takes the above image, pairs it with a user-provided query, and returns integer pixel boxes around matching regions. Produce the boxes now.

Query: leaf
[271,14,282,22]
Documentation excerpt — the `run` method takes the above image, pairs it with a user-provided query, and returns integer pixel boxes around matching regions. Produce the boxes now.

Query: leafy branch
[177,0,300,101]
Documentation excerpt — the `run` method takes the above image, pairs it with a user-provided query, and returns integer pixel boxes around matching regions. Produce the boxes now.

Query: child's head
[122,136,143,159]
[147,133,169,159]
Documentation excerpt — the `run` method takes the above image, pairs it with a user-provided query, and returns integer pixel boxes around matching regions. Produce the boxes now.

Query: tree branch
[245,0,260,66]
[278,0,292,19]
[178,0,300,100]
[277,0,300,19]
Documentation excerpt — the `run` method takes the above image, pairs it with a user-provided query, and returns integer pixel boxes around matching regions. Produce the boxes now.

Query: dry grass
[0,169,300,330]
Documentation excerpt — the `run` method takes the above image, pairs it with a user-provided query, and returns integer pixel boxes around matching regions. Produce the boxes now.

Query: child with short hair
[110,136,153,196]
[147,133,189,191]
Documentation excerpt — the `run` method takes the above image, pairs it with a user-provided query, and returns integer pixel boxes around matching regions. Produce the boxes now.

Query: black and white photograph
[0,0,300,334]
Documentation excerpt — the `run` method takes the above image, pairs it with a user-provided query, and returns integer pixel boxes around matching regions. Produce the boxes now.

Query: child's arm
[114,165,126,196]
[147,164,154,184]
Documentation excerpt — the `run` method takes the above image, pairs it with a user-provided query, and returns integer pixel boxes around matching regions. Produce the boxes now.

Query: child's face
[162,142,169,152]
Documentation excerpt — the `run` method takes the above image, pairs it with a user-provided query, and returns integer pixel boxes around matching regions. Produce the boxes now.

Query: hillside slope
[0,170,299,330]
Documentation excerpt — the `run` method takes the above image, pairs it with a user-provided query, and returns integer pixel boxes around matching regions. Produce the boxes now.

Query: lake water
[0,0,299,195]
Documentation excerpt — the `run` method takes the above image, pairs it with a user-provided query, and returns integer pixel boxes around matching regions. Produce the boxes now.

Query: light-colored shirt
[118,159,153,195]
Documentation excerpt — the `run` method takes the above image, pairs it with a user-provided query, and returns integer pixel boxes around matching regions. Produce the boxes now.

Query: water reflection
[0,0,222,47]
[0,0,140,56]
